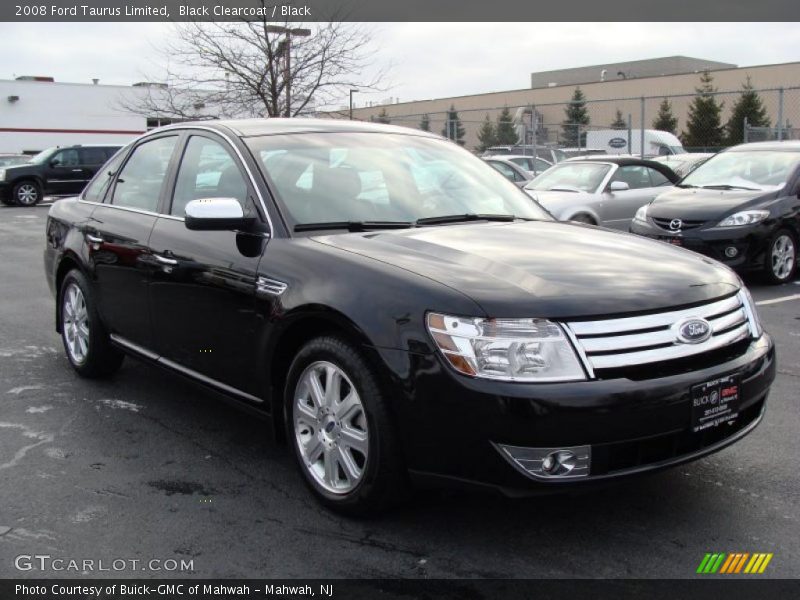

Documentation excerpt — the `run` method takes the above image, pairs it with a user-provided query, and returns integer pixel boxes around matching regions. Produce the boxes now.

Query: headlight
[0,168,6,182]
[426,313,586,382]
[633,204,649,222]
[737,286,763,338]
[715,210,769,228]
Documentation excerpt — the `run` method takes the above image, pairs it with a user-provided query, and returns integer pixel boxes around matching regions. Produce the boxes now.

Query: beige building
[334,58,800,150]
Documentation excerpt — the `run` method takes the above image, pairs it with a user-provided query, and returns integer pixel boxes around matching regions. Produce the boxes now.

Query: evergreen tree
[495,106,519,145]
[652,98,678,135]
[419,113,430,131]
[610,109,627,130]
[682,71,725,148]
[562,87,590,146]
[441,104,466,145]
[725,77,771,145]
[476,113,497,152]
[375,108,391,124]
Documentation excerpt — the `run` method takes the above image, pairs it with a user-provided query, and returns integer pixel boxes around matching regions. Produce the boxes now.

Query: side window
[171,136,249,217]
[647,167,673,187]
[79,147,109,166]
[52,148,80,167]
[489,161,518,182]
[612,165,651,190]
[82,150,126,203]
[110,136,178,212]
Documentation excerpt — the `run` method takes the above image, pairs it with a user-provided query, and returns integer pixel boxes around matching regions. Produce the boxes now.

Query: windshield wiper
[294,221,413,232]
[415,213,519,226]
[700,184,761,191]
[675,183,697,188]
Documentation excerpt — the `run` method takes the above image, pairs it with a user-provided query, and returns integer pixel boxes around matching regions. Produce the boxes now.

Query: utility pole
[349,89,358,120]
[266,25,311,117]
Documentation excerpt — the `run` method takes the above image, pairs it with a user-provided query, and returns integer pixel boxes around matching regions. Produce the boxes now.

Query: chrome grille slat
[567,295,740,336]
[565,294,751,372]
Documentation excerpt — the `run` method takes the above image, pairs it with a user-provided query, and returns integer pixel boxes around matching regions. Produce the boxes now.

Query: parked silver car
[483,157,534,188]
[523,157,679,229]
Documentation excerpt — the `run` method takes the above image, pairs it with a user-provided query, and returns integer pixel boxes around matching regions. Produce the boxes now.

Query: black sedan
[630,141,800,284]
[45,119,774,514]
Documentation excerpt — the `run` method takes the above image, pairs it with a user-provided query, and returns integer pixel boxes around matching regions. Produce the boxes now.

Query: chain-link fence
[347,86,800,158]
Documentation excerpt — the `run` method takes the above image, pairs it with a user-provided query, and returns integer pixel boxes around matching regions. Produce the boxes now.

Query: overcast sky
[1,22,798,109]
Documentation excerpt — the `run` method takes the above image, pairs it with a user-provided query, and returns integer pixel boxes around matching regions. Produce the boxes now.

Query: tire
[763,228,797,285]
[284,336,406,515]
[13,180,42,206]
[1,196,16,206]
[59,269,124,378]
[571,214,596,225]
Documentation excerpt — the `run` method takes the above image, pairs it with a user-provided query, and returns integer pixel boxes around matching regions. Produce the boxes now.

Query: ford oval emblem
[674,317,712,344]
[608,137,627,148]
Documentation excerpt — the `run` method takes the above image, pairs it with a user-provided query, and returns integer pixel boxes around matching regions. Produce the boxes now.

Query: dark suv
[1,144,121,206]
[44,120,774,514]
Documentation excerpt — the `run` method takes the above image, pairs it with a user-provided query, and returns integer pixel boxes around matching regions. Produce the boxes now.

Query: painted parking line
[756,293,800,306]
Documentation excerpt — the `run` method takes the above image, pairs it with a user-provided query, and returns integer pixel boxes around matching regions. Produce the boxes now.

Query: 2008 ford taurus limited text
[44,119,775,514]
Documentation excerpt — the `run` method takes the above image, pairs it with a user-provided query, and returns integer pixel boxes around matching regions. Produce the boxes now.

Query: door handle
[71,169,83,172]
[153,253,178,266]
[86,234,104,244]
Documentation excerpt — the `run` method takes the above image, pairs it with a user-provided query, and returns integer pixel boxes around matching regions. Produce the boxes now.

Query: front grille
[564,293,752,373]
[652,217,707,231]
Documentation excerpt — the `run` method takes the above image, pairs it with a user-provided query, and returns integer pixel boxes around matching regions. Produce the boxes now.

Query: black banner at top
[3,0,800,22]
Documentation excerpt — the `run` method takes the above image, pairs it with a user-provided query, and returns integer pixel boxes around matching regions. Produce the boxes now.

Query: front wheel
[59,269,124,378]
[13,181,42,206]
[571,213,596,225]
[764,228,797,284]
[284,336,406,515]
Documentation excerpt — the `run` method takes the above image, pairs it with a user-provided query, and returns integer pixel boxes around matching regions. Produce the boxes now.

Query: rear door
[88,134,180,350]
[147,132,267,395]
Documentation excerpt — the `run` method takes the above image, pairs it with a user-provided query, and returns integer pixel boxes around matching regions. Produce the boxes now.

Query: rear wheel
[13,181,42,206]
[763,228,797,284]
[59,269,124,378]
[285,336,406,515]
[571,213,596,225]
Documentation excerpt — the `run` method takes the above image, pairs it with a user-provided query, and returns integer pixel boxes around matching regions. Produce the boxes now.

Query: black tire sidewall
[14,180,41,206]
[764,228,797,284]
[284,336,402,514]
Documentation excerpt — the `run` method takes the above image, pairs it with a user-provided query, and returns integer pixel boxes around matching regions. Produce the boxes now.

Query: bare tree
[120,2,386,120]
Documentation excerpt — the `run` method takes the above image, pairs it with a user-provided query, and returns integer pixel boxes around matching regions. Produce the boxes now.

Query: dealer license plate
[691,374,740,433]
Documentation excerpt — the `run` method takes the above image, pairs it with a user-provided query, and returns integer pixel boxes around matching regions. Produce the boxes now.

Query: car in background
[0,144,121,206]
[561,148,608,160]
[653,152,714,178]
[483,157,533,187]
[484,145,567,164]
[44,118,774,514]
[501,154,553,175]
[0,154,30,168]
[630,141,800,284]
[523,156,679,229]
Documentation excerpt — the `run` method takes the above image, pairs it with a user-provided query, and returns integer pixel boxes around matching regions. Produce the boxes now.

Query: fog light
[495,443,591,480]
[725,246,738,258]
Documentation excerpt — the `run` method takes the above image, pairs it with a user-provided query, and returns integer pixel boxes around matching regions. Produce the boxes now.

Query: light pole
[266,25,311,117]
[349,89,358,120]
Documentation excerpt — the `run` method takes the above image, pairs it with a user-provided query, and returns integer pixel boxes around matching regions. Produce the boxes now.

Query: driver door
[602,165,664,230]
[45,148,87,195]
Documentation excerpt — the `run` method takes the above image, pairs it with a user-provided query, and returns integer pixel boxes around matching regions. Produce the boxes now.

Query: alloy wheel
[62,283,89,364]
[16,184,39,206]
[293,361,369,494]
[771,234,796,281]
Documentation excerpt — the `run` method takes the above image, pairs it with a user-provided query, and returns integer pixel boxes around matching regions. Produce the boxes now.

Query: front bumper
[628,219,772,272]
[398,333,774,496]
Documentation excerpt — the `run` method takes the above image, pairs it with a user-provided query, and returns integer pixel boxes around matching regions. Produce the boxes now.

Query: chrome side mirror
[184,198,254,231]
[609,181,630,192]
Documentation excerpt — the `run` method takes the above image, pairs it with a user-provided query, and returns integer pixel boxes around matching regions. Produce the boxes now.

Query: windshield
[28,148,57,165]
[681,150,800,190]
[524,162,611,193]
[247,133,550,226]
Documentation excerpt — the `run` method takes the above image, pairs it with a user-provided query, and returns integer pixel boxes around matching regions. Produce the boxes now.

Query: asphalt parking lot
[1,204,798,579]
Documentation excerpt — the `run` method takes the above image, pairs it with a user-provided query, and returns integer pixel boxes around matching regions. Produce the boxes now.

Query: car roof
[726,141,800,152]
[494,154,551,162]
[165,118,442,139]
[556,156,680,181]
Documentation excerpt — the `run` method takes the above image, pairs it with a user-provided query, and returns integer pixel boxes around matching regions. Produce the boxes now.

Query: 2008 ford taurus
[44,119,775,514]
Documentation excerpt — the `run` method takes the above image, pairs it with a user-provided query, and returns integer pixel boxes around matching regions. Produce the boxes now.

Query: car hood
[648,187,777,221]
[311,221,739,318]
